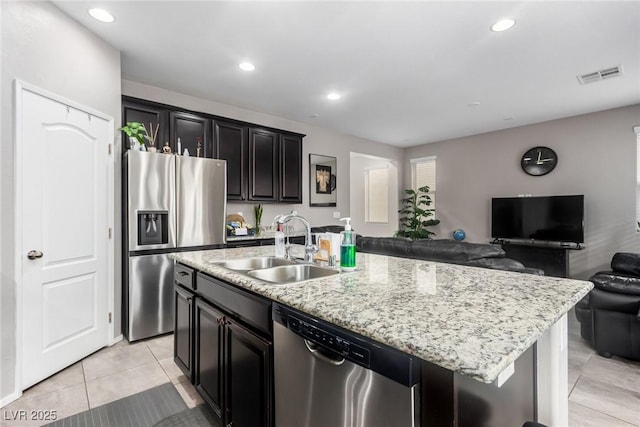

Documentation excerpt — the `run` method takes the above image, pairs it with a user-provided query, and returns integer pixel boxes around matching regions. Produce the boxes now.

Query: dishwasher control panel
[285,314,371,367]
[273,303,420,387]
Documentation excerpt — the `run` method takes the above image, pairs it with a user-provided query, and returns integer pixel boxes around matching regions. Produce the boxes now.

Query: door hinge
[108,144,112,155]
[108,312,112,323]
[108,228,112,239]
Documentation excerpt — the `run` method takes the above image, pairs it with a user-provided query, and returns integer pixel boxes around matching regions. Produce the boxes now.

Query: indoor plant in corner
[396,185,440,240]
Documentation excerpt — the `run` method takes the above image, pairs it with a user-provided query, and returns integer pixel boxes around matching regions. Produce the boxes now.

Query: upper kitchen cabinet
[248,128,279,202]
[122,97,304,203]
[214,120,248,201]
[279,134,303,203]
[122,98,168,151]
[170,111,212,158]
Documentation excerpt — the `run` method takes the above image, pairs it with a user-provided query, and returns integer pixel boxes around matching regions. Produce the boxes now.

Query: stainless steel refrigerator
[123,151,226,341]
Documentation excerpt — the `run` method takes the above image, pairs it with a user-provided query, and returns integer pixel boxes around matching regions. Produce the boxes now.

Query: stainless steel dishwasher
[273,304,420,427]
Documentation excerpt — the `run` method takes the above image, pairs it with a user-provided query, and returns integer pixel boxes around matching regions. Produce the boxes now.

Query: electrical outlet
[333,211,341,219]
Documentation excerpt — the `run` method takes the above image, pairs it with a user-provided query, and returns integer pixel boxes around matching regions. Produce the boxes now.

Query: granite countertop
[170,245,592,383]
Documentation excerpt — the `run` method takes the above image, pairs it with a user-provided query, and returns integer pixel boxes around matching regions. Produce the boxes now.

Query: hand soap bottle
[339,218,356,271]
[275,224,285,258]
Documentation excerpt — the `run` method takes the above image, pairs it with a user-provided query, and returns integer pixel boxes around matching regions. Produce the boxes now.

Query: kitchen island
[171,245,592,426]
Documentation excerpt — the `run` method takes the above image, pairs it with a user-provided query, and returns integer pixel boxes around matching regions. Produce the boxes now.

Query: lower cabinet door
[226,320,272,427]
[195,299,225,420]
[174,285,194,381]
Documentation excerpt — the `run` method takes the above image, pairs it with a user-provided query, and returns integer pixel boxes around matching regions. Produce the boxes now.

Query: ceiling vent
[577,65,623,85]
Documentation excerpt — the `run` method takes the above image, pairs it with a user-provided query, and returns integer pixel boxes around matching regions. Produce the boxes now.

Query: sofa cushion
[590,272,640,296]
[611,252,640,277]
[465,257,526,271]
[357,237,411,257]
[410,239,505,262]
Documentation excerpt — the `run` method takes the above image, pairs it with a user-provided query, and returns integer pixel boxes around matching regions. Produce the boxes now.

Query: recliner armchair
[575,252,640,360]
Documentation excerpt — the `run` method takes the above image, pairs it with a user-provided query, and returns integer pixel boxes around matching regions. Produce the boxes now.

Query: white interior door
[18,85,112,389]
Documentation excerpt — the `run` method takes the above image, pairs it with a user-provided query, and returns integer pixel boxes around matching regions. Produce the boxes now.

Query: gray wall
[404,104,640,279]
[121,80,405,230]
[0,1,121,404]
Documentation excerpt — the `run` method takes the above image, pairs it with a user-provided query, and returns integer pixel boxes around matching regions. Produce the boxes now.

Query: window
[365,167,389,223]
[411,156,437,212]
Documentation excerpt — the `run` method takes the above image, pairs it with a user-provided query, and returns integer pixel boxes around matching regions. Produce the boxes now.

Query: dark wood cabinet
[122,100,167,151]
[122,97,304,204]
[170,111,212,157]
[226,320,272,427]
[174,285,194,382]
[186,270,273,427]
[195,298,226,419]
[279,134,303,203]
[249,128,279,202]
[215,120,248,201]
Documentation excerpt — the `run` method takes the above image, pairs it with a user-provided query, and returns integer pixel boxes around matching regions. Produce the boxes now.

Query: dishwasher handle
[304,339,345,366]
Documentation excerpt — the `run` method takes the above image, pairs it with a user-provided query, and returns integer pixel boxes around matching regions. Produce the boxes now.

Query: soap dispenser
[339,217,356,271]
[275,223,286,258]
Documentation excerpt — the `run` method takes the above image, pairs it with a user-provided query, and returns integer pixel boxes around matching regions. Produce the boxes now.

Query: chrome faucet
[274,211,318,262]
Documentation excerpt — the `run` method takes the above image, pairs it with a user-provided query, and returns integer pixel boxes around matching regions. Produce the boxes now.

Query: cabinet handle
[186,297,192,302]
[178,271,189,276]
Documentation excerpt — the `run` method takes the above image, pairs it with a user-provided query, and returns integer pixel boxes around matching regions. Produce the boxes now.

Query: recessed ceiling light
[239,62,255,71]
[491,18,516,32]
[88,8,115,23]
[327,93,341,100]
[468,101,481,107]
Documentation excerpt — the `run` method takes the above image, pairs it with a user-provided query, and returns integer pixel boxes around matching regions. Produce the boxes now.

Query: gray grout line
[570,401,638,427]
[81,360,91,409]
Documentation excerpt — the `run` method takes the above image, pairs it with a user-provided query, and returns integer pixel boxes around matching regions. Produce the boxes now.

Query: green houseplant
[254,204,263,235]
[118,121,160,149]
[396,185,440,240]
[118,121,148,146]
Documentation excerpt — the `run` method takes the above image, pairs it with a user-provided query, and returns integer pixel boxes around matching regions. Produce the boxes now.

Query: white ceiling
[53,1,640,147]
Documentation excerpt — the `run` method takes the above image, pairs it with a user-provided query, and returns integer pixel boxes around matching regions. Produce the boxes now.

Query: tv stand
[497,241,583,278]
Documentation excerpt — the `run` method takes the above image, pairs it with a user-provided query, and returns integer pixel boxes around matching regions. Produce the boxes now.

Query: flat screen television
[491,195,584,243]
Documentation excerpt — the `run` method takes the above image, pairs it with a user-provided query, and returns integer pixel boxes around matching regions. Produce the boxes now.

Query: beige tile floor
[3,310,639,426]
[567,311,640,426]
[1,334,203,427]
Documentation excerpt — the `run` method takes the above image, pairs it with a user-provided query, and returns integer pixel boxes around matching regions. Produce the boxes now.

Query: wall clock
[521,146,558,176]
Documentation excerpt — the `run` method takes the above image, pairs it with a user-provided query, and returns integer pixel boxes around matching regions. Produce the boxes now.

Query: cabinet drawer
[196,273,271,337]
[175,263,195,290]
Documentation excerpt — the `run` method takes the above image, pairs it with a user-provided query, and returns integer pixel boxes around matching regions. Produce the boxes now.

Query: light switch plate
[333,211,341,219]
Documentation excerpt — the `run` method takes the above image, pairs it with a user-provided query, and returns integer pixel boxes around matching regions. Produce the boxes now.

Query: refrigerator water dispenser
[137,211,169,246]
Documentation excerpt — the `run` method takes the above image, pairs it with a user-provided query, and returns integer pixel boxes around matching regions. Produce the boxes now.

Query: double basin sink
[214,256,339,285]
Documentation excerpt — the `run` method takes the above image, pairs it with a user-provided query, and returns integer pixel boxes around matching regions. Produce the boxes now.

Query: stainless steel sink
[216,257,296,272]
[246,264,339,284]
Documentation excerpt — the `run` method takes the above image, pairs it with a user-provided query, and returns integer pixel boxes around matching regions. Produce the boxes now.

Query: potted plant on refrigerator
[118,121,160,151]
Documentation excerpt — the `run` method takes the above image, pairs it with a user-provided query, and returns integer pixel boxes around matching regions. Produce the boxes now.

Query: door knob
[27,250,43,260]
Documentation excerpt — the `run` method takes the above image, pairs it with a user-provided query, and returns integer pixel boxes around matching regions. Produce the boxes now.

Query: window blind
[365,167,389,223]
[411,157,436,211]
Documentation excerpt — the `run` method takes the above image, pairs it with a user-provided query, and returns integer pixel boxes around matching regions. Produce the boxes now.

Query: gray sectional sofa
[311,226,542,275]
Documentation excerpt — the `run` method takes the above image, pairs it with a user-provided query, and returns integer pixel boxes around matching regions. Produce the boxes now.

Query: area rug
[44,382,187,427]
[153,404,220,427]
